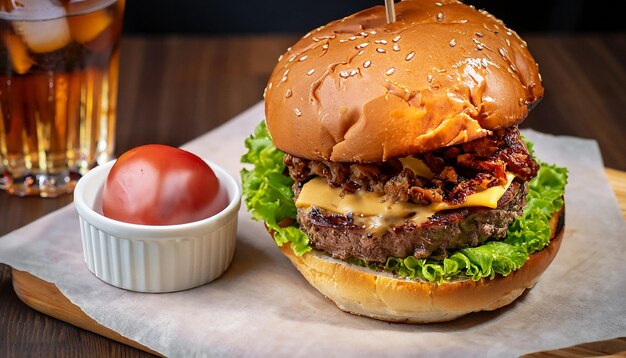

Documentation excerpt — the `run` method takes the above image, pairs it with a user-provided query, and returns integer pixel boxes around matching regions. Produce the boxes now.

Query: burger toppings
[242,121,567,283]
[286,126,542,262]
[297,180,527,262]
[285,126,538,206]
[295,172,517,233]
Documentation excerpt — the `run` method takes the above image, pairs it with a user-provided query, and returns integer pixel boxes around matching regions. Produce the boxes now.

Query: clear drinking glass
[0,0,124,197]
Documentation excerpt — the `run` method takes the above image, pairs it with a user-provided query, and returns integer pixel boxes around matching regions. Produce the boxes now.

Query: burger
[241,0,567,323]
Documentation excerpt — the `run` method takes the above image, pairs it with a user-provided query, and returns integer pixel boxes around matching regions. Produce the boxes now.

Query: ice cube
[13,17,71,53]
[68,10,113,44]
[1,33,35,74]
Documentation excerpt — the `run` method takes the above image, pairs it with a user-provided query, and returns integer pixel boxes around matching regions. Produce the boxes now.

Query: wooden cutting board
[11,169,626,357]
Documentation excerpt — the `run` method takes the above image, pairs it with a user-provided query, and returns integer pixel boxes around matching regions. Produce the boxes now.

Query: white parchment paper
[1,102,625,357]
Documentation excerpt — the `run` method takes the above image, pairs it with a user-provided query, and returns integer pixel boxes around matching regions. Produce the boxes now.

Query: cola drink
[0,0,124,197]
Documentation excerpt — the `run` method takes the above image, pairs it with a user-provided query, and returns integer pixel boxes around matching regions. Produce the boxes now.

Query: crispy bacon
[446,172,502,204]
[284,126,538,206]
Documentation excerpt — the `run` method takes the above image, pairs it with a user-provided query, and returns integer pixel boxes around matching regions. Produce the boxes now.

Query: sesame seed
[349,36,357,41]
[370,30,377,35]
[268,82,273,89]
[375,39,388,44]
[473,38,485,50]
[449,39,456,47]
[307,69,315,76]
[357,50,365,56]
[376,48,386,53]
[322,43,329,50]
[288,54,296,62]
[339,39,348,43]
[437,68,446,73]
[340,70,350,78]
[294,108,302,117]
[498,47,507,57]
[393,44,400,51]
[437,12,444,22]
[435,2,442,6]
[459,19,468,23]
[285,88,292,98]
[427,75,434,83]
[393,35,402,42]
[356,42,369,49]
[281,76,287,82]
[312,37,320,42]
[507,31,512,36]
[510,64,518,72]
[360,32,369,37]
[287,47,292,51]
[405,51,415,61]
[364,60,372,68]
[299,55,308,61]
[538,73,543,82]
[386,67,395,75]
[263,87,267,98]
[476,31,484,37]
[350,69,359,76]
[278,54,283,62]
[283,69,289,77]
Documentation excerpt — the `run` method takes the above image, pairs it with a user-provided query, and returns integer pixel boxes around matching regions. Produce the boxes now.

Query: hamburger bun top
[264,0,543,163]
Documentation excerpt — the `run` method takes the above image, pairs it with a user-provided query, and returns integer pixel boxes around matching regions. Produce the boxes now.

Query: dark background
[122,0,624,35]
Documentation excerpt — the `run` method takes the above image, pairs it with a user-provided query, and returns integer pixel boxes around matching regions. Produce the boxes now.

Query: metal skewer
[385,0,396,24]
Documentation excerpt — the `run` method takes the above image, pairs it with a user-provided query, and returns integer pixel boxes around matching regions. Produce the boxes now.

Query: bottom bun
[277,207,565,324]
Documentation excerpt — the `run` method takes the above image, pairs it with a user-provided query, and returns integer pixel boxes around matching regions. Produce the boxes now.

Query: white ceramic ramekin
[73,160,241,293]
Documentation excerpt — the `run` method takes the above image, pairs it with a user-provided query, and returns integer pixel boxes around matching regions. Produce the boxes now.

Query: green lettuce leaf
[240,122,310,255]
[240,121,568,281]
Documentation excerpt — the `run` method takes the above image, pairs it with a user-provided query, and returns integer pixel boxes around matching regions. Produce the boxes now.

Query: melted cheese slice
[296,173,516,232]
[399,157,434,178]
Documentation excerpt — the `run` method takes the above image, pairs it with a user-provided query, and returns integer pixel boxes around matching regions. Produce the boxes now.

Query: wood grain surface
[11,270,160,356]
[1,34,626,357]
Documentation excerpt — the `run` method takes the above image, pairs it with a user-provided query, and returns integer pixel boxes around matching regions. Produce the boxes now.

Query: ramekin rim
[74,159,242,239]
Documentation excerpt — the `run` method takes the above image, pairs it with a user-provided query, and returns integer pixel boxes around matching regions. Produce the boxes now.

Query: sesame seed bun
[264,0,543,162]
[275,207,564,323]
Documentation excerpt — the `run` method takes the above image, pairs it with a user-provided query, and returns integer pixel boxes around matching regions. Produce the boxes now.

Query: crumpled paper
[1,102,625,357]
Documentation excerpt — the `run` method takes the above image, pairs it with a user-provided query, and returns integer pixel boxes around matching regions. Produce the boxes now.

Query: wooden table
[1,34,625,356]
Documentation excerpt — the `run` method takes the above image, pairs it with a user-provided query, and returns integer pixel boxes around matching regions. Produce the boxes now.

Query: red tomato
[102,145,228,225]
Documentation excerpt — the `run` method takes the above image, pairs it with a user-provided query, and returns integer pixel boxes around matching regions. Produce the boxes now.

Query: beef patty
[296,180,528,263]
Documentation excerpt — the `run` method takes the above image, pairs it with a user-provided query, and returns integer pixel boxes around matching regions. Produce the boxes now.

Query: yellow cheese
[295,173,516,232]
[399,157,434,178]
[296,177,438,229]
[432,173,516,211]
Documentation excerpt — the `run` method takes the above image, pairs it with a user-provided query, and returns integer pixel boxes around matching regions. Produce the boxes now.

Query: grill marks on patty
[285,126,538,206]
[298,180,528,263]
